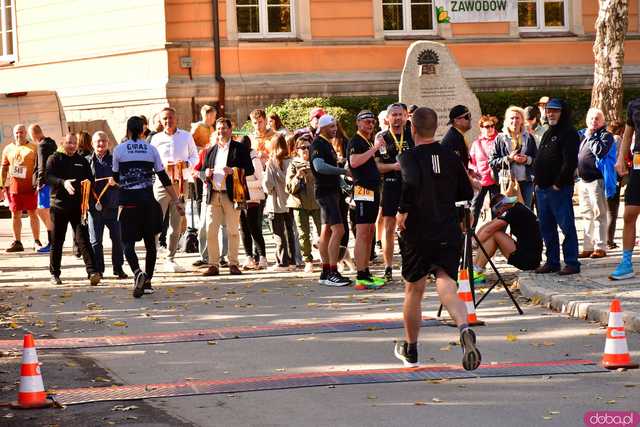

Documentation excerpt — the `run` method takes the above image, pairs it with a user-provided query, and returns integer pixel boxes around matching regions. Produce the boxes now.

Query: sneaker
[163,259,186,273]
[609,260,634,280]
[323,271,351,287]
[89,272,101,286]
[192,259,207,267]
[6,240,24,253]
[473,271,486,284]
[318,270,329,285]
[269,265,290,272]
[34,240,43,252]
[371,275,386,286]
[383,267,393,283]
[50,275,62,285]
[37,243,51,253]
[133,271,147,298]
[354,276,385,290]
[143,278,155,294]
[219,257,229,268]
[242,258,257,270]
[394,340,419,368]
[258,256,268,269]
[460,328,482,371]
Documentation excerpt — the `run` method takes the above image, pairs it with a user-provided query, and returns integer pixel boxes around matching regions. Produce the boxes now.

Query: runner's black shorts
[355,190,380,225]
[380,179,401,217]
[399,234,461,282]
[625,168,640,206]
[507,244,542,271]
[317,192,343,226]
[118,201,163,242]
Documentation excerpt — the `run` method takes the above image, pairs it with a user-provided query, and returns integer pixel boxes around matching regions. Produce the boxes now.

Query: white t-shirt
[150,128,199,181]
[212,141,230,190]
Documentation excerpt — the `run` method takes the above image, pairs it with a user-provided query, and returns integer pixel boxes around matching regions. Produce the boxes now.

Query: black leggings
[123,235,157,279]
[240,202,266,260]
[270,211,297,266]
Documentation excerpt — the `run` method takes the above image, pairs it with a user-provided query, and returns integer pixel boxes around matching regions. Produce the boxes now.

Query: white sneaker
[268,265,289,272]
[258,256,268,269]
[163,259,186,273]
[242,258,257,270]
[304,262,314,273]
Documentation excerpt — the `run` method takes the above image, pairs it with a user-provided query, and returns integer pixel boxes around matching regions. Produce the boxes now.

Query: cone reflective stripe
[602,300,638,370]
[12,334,53,409]
[457,270,484,326]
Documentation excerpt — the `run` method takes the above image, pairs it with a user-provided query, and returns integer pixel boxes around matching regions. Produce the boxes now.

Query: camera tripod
[437,201,523,320]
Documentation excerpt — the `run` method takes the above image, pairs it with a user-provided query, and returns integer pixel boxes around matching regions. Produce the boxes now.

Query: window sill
[237,36,301,43]
[384,34,443,41]
[0,57,16,67]
[519,31,575,38]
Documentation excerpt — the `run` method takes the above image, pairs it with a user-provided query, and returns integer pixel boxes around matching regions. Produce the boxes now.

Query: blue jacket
[489,131,537,182]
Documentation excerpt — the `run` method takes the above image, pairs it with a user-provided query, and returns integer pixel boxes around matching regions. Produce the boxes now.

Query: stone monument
[399,41,481,140]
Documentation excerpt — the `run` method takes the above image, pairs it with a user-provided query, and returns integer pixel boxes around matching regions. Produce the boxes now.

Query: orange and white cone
[602,300,638,370]
[458,270,485,326]
[11,334,54,409]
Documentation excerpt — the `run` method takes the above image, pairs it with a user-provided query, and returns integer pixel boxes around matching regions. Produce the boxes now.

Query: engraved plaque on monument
[399,41,481,140]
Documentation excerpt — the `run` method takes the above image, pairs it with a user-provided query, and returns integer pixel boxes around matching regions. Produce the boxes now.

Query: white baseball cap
[317,114,336,129]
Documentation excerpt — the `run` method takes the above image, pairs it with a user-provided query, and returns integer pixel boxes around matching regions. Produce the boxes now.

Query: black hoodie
[533,100,579,189]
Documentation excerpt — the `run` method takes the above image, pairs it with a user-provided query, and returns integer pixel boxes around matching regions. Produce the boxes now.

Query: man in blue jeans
[87,131,127,279]
[533,98,580,275]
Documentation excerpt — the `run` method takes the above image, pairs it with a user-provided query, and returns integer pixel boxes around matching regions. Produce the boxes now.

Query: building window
[518,0,567,30]
[383,0,435,33]
[0,0,16,62]
[236,0,294,38]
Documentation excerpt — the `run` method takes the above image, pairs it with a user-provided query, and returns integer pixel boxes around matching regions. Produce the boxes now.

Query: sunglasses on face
[481,124,495,129]
[297,145,310,150]
[457,113,471,121]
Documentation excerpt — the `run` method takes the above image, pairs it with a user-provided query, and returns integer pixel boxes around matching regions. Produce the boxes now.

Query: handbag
[499,161,524,203]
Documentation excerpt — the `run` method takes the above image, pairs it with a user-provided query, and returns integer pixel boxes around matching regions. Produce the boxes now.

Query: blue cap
[546,98,563,110]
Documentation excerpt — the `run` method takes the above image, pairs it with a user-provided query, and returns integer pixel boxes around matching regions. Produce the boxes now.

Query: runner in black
[394,107,481,371]
[347,110,385,290]
[112,116,185,298]
[310,114,352,287]
[375,103,414,283]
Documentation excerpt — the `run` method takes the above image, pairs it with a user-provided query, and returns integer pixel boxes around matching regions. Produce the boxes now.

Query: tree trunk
[591,0,629,123]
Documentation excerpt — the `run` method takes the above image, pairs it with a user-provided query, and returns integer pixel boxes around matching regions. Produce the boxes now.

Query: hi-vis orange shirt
[1,141,38,194]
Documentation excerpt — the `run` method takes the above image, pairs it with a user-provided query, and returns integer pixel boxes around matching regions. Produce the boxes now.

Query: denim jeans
[519,180,534,210]
[535,185,580,270]
[88,209,124,274]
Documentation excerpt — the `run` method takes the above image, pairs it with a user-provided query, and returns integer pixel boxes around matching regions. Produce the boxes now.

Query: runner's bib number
[353,185,374,202]
[10,165,26,179]
[634,153,640,170]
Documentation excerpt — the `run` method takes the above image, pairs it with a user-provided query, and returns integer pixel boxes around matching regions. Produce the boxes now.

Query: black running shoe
[133,271,146,298]
[143,278,155,295]
[394,340,418,367]
[318,270,329,285]
[460,328,481,371]
[50,275,62,285]
[323,271,351,287]
[383,267,393,283]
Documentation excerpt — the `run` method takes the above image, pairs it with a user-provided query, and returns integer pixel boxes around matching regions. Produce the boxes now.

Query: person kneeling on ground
[472,194,542,282]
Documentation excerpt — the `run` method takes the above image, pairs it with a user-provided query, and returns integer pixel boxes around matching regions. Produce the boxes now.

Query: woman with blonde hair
[489,106,537,208]
[263,134,297,270]
[469,114,500,225]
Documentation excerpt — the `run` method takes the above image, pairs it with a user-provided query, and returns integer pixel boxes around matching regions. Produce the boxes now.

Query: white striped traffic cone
[458,269,484,326]
[602,299,638,370]
[11,334,54,409]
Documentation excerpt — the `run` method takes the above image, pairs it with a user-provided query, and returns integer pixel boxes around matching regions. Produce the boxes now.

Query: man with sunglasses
[441,105,472,169]
[472,194,542,280]
[348,110,386,289]
[375,103,414,283]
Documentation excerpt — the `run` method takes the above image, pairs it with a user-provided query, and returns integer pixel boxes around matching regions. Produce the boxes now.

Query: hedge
[247,88,640,136]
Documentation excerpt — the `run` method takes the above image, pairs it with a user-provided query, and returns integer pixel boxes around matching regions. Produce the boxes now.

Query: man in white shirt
[150,107,199,272]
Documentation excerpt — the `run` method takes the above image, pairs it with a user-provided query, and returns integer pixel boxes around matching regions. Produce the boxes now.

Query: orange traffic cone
[458,270,485,326]
[11,334,54,409]
[602,300,638,370]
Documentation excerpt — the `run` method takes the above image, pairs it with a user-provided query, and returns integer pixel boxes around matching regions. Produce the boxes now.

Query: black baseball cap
[408,104,418,113]
[448,105,470,125]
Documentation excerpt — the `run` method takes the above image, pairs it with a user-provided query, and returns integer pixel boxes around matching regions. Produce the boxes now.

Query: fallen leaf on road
[439,346,451,352]
[275,368,286,372]
[607,400,616,404]
[506,334,518,342]
[548,411,560,415]
[155,350,169,354]
[112,405,138,411]
[93,376,111,383]
[414,401,427,406]
[207,341,217,345]
[624,384,636,388]
[367,395,377,400]
[543,416,553,420]
[432,398,443,403]
[542,341,555,347]
[112,321,127,327]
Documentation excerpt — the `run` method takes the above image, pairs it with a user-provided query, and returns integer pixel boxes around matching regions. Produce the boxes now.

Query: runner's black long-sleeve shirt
[46,151,94,210]
[399,142,473,244]
[37,137,57,187]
